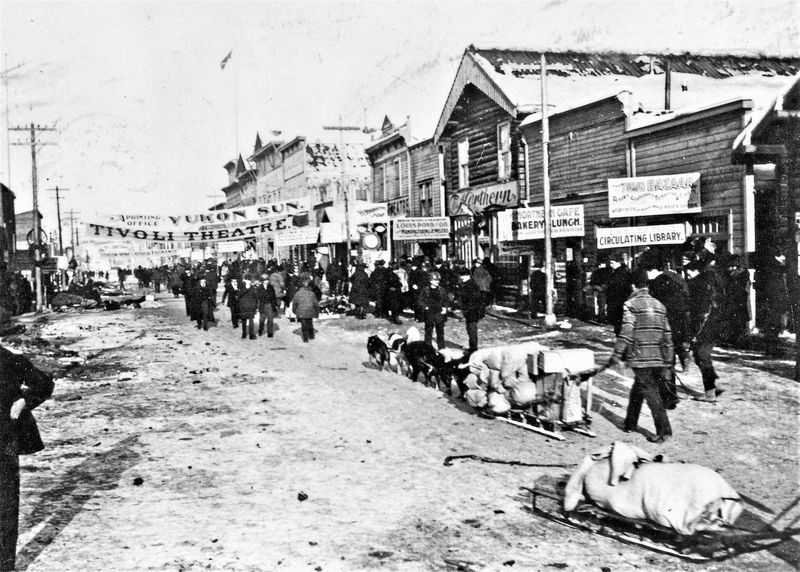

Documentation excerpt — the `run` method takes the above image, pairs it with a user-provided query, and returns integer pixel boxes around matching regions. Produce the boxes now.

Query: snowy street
[2,295,796,571]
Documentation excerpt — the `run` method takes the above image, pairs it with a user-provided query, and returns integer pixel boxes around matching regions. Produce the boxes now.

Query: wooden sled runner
[530,475,800,562]
[485,351,599,440]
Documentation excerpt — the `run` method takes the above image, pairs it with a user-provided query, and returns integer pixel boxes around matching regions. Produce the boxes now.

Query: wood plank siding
[522,96,630,264]
[629,110,748,253]
[441,85,521,192]
[409,140,442,217]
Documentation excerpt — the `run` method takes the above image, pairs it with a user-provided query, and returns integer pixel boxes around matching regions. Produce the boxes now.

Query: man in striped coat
[609,268,675,444]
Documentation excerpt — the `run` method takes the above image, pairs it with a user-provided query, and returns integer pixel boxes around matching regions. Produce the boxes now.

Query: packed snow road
[5,295,799,571]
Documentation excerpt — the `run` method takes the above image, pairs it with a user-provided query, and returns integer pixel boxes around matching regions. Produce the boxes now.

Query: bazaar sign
[497,205,584,241]
[98,198,311,231]
[448,181,519,215]
[393,217,450,240]
[86,218,293,243]
[608,172,701,218]
[274,227,319,247]
[596,223,687,249]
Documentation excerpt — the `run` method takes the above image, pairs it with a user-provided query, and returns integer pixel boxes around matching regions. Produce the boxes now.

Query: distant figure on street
[589,256,610,322]
[420,271,449,349]
[606,252,633,336]
[0,345,54,572]
[292,277,320,342]
[686,252,725,402]
[237,274,259,340]
[221,278,240,328]
[458,267,485,354]
[349,264,371,320]
[472,258,493,308]
[529,261,546,318]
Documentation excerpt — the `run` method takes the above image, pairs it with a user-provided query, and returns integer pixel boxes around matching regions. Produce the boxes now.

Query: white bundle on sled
[564,442,743,535]
[463,342,547,412]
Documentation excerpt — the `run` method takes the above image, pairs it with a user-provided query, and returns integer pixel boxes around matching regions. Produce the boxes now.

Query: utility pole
[1,55,25,187]
[540,54,556,327]
[0,56,25,271]
[323,118,361,262]
[47,186,69,255]
[10,123,56,312]
[48,186,70,288]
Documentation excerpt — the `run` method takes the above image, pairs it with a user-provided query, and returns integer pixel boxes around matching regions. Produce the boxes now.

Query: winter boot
[693,390,717,403]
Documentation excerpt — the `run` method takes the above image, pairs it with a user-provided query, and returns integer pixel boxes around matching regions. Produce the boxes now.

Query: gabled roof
[435,47,800,143]
[732,72,800,156]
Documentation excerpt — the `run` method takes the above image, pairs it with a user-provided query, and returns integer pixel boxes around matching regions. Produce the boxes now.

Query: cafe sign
[393,217,451,240]
[608,172,701,218]
[497,205,584,241]
[596,223,686,249]
[447,181,519,215]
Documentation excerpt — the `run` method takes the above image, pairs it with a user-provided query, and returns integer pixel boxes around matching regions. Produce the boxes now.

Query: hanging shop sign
[217,240,247,253]
[274,227,319,247]
[447,181,519,215]
[98,198,312,231]
[608,172,701,218]
[497,205,584,241]
[353,202,389,223]
[393,217,451,241]
[86,219,292,243]
[596,223,686,249]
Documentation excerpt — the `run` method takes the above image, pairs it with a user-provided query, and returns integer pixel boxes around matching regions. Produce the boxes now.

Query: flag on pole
[220,50,232,70]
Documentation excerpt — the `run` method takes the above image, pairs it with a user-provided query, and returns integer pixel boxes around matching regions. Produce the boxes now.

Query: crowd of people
[162,255,498,349]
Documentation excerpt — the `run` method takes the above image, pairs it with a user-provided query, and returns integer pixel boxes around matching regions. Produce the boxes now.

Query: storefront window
[497,122,511,180]
[458,138,469,189]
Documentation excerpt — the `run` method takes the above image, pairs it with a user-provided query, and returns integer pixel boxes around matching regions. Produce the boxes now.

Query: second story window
[394,158,403,199]
[419,180,433,217]
[458,138,469,189]
[497,122,511,180]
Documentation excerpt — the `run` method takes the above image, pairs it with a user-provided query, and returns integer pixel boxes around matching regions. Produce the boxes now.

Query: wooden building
[436,46,800,307]
[365,117,446,259]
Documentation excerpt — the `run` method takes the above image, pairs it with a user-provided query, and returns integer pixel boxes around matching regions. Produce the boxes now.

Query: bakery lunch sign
[608,173,701,218]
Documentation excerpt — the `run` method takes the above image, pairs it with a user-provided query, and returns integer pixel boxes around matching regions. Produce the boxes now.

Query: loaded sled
[485,348,598,441]
[530,474,800,562]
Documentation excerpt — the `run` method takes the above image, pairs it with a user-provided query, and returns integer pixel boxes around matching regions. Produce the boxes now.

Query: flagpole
[233,53,239,158]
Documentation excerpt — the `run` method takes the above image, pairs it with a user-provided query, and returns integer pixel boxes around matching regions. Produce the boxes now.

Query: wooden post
[541,54,556,326]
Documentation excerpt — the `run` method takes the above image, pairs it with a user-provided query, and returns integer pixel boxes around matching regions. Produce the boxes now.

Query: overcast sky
[1,0,798,231]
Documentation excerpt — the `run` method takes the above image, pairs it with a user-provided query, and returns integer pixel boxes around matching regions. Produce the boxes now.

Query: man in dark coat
[643,252,689,410]
[386,265,404,325]
[755,248,788,355]
[0,345,54,571]
[687,253,725,402]
[349,264,371,320]
[369,260,391,319]
[458,268,485,354]
[723,254,751,345]
[419,272,449,349]
[256,273,278,337]
[221,278,240,328]
[195,277,216,331]
[325,260,343,296]
[407,259,429,322]
[180,269,195,317]
[529,261,546,318]
[472,259,493,308]
[292,277,320,342]
[236,274,259,340]
[606,253,633,336]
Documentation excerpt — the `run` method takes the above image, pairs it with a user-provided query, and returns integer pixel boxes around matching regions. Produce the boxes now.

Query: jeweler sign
[497,205,584,241]
[596,224,686,249]
[393,217,450,240]
[608,172,701,218]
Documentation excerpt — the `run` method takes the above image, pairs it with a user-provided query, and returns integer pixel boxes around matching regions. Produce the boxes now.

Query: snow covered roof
[436,47,800,142]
